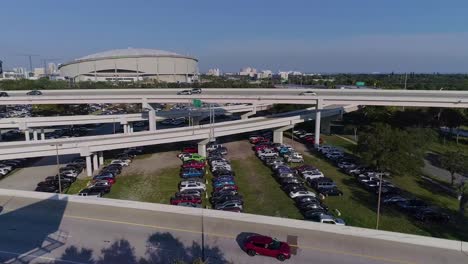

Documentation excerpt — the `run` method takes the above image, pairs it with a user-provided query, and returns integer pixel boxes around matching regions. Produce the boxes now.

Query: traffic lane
[3,196,466,264]
[6,89,466,98]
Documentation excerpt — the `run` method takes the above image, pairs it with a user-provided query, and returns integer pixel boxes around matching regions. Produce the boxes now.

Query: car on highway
[177,90,192,95]
[26,90,43,96]
[191,88,202,94]
[0,91,9,97]
[242,235,291,261]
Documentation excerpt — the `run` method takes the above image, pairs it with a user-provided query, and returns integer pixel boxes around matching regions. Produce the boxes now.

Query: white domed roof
[77,48,185,61]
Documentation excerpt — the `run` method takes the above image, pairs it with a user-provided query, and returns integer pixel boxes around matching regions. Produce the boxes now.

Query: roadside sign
[193,99,202,108]
[356,81,365,87]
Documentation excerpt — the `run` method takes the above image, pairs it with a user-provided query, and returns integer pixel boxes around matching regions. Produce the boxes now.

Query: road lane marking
[64,213,416,264]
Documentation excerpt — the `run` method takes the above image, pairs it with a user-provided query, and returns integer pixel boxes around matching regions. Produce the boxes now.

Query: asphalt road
[3,88,467,99]
[0,195,465,264]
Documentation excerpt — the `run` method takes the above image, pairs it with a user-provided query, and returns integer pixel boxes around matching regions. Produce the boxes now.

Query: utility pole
[17,54,39,76]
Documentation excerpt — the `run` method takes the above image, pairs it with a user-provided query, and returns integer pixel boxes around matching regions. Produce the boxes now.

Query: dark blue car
[180,168,205,178]
[213,181,236,188]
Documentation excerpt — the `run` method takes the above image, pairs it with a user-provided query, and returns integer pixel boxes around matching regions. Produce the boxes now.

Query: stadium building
[59,48,198,83]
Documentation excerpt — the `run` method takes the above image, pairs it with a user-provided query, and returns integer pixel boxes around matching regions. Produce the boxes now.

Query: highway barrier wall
[0,188,466,254]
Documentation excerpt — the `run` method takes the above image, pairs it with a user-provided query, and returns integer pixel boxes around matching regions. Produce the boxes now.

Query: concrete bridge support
[33,129,38,141]
[40,128,46,140]
[273,125,294,144]
[98,152,104,167]
[315,99,323,147]
[143,101,157,131]
[24,130,31,141]
[198,138,211,157]
[92,153,99,171]
[123,124,129,134]
[241,105,257,120]
[86,155,93,177]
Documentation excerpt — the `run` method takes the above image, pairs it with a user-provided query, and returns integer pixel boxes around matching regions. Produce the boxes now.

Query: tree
[440,151,467,186]
[439,109,465,144]
[357,124,433,175]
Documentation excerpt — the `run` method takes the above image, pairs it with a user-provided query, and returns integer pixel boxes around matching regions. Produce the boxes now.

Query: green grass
[231,158,302,219]
[64,177,91,194]
[301,135,468,241]
[104,167,180,204]
[321,134,357,153]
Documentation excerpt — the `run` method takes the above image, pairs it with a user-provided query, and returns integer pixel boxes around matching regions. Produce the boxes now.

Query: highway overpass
[0,189,466,264]
[0,103,270,131]
[1,88,468,108]
[0,105,356,176]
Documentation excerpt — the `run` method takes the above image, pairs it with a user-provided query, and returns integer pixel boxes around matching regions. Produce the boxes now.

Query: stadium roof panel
[76,48,190,61]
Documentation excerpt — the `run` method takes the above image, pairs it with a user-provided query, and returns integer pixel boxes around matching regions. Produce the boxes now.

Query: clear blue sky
[2,0,468,73]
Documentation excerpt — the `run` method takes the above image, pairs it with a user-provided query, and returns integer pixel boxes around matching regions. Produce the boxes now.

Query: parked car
[181,154,206,162]
[182,146,198,153]
[242,235,291,261]
[35,185,58,193]
[214,201,243,210]
[285,152,304,163]
[180,168,205,178]
[177,202,202,208]
[182,161,206,169]
[110,160,129,167]
[305,212,346,225]
[179,181,206,192]
[317,187,343,196]
[396,199,428,212]
[289,190,316,199]
[78,188,103,197]
[412,208,450,223]
[175,190,202,198]
[170,195,202,205]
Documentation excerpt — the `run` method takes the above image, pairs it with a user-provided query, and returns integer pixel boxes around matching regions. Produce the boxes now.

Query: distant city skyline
[1,0,468,73]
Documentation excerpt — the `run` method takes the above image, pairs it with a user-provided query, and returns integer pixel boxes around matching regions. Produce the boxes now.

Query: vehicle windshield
[268,240,281,250]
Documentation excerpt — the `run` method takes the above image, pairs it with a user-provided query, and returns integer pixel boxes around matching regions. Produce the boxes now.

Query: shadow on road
[0,195,68,263]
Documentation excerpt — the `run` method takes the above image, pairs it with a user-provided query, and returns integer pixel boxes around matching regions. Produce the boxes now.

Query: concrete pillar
[273,131,283,144]
[25,130,31,141]
[33,129,38,141]
[241,105,257,120]
[149,110,156,131]
[123,124,128,134]
[99,152,104,166]
[198,139,210,157]
[129,123,134,133]
[315,99,322,147]
[40,128,45,140]
[273,125,294,144]
[93,154,99,171]
[86,155,92,177]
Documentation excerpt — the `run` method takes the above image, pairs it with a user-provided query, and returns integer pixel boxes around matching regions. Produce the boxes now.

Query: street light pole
[376,174,383,229]
[53,144,63,193]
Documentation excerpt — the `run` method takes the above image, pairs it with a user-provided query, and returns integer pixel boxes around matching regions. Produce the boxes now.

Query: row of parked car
[78,147,143,197]
[35,158,85,193]
[249,131,346,225]
[207,144,244,212]
[315,144,451,224]
[172,146,207,207]
[0,158,26,178]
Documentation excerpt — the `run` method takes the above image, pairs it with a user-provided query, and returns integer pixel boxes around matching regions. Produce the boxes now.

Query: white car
[110,160,129,166]
[286,152,304,163]
[60,171,78,178]
[179,182,206,192]
[211,160,230,167]
[0,164,13,171]
[207,144,223,152]
[299,91,317,96]
[212,165,232,172]
[289,190,316,199]
[0,168,10,176]
[257,150,278,158]
[302,170,324,180]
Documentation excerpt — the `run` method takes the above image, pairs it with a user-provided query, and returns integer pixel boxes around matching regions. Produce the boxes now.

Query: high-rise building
[239,67,257,77]
[47,63,57,74]
[207,68,221,76]
[34,67,45,77]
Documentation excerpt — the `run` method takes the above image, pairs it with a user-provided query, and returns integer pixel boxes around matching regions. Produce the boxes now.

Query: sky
[1,0,468,73]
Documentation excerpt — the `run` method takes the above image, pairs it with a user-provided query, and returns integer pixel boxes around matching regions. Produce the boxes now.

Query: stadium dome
[59,48,198,83]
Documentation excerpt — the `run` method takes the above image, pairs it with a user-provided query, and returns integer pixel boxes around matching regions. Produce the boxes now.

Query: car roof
[249,235,273,244]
